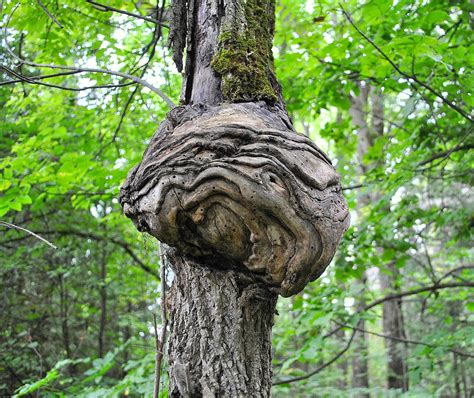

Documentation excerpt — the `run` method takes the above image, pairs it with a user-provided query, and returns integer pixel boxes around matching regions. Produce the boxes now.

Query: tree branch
[334,321,474,359]
[36,0,63,29]
[273,327,357,385]
[0,221,57,249]
[340,4,473,123]
[362,282,474,313]
[2,8,175,107]
[0,229,159,279]
[86,0,169,28]
[0,65,136,91]
[417,144,474,167]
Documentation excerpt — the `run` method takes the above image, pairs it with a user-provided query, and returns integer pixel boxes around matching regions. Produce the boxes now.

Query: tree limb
[0,229,159,279]
[281,280,474,384]
[2,8,175,107]
[86,0,169,28]
[36,0,63,29]
[0,65,136,91]
[417,144,474,167]
[273,327,357,385]
[362,282,474,313]
[0,221,57,249]
[334,321,474,359]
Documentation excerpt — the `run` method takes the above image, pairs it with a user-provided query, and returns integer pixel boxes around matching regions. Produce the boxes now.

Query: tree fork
[120,0,349,396]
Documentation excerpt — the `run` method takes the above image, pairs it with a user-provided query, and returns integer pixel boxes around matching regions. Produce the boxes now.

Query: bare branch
[273,327,357,385]
[275,280,474,385]
[0,65,136,91]
[362,282,474,313]
[1,7,175,107]
[0,229,159,279]
[86,0,169,28]
[334,321,474,359]
[0,221,57,249]
[36,0,63,29]
[417,144,474,167]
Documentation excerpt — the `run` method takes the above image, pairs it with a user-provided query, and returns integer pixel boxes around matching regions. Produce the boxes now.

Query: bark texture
[120,1,349,396]
[120,103,349,297]
[166,248,277,397]
[169,0,284,107]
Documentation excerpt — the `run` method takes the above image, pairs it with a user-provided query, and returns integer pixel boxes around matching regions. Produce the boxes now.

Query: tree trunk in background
[349,83,371,397]
[379,264,409,391]
[371,88,409,392]
[350,85,410,393]
[166,1,280,396]
[350,295,370,398]
[98,248,107,358]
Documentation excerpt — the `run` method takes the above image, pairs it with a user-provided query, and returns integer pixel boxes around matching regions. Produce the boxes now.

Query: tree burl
[120,102,349,297]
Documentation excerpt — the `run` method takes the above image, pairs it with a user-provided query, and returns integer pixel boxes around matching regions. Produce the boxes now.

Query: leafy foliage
[1,0,473,397]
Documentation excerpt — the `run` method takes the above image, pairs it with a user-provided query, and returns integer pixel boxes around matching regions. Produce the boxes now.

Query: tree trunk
[98,248,107,358]
[371,88,409,392]
[349,83,371,396]
[166,0,279,397]
[379,265,409,391]
[120,1,349,396]
[166,249,277,397]
[167,1,280,396]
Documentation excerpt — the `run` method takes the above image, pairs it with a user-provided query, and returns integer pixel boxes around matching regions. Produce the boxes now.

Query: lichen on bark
[211,0,278,103]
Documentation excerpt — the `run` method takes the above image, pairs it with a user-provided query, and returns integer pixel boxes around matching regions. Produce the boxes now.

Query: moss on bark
[211,0,277,103]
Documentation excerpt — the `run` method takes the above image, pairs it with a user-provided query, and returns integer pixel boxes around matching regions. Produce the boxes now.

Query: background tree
[1,0,473,397]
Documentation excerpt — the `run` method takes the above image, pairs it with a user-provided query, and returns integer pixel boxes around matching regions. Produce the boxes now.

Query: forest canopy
[0,0,473,397]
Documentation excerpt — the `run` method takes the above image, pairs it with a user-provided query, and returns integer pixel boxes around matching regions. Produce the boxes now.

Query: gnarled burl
[120,102,349,297]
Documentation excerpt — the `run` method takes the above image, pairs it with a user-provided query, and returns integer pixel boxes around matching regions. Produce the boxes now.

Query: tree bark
[166,249,277,397]
[167,1,280,396]
[120,1,348,396]
[371,88,409,392]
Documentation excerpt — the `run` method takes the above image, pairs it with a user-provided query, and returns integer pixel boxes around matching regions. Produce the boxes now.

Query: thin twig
[0,65,136,91]
[154,243,169,398]
[1,6,175,107]
[334,321,474,359]
[86,0,169,28]
[0,221,57,249]
[36,0,63,28]
[273,328,357,385]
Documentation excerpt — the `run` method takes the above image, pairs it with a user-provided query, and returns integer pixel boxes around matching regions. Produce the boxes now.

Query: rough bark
[166,249,277,397]
[121,1,349,396]
[169,0,284,107]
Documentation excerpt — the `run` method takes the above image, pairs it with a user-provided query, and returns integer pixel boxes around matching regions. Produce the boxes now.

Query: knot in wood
[120,103,349,296]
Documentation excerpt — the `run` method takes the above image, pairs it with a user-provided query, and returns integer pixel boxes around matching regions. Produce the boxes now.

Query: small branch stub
[120,102,349,297]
